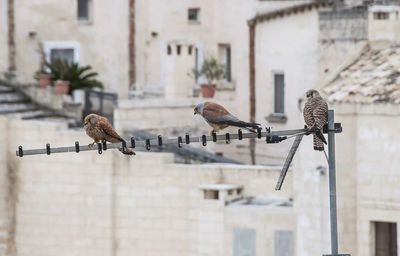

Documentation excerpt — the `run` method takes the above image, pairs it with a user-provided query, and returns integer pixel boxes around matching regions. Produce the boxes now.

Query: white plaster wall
[368,7,400,44]
[0,0,7,73]
[254,9,320,165]
[13,0,130,98]
[295,103,400,256]
[224,207,295,256]
[134,0,310,99]
[355,106,400,256]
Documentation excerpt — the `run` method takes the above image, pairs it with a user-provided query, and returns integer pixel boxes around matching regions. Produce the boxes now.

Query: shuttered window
[274,73,284,114]
[78,0,89,22]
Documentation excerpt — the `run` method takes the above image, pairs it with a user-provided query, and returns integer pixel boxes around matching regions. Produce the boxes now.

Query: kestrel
[84,114,135,155]
[194,102,260,135]
[303,89,328,151]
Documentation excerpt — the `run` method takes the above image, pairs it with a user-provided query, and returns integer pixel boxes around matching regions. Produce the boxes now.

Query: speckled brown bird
[194,102,260,135]
[303,89,328,151]
[84,114,135,155]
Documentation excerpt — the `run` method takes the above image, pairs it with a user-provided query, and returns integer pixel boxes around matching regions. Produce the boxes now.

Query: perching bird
[84,114,135,155]
[303,89,328,151]
[194,102,260,135]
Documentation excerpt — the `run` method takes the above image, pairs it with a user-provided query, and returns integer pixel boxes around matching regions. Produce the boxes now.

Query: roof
[249,1,333,25]
[323,46,400,104]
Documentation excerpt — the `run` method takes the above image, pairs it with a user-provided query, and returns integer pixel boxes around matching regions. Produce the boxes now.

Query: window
[374,222,397,256]
[78,0,90,23]
[274,73,285,114]
[373,12,389,20]
[194,47,199,82]
[188,8,200,23]
[43,41,80,64]
[233,228,256,256]
[50,49,74,64]
[218,44,231,82]
[274,230,294,256]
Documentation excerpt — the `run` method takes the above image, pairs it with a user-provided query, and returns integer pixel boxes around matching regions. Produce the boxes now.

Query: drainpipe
[129,0,135,90]
[7,0,16,72]
[248,20,256,165]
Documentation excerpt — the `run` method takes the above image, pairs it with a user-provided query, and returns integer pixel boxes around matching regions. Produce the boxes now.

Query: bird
[194,102,260,135]
[84,114,135,155]
[303,89,328,151]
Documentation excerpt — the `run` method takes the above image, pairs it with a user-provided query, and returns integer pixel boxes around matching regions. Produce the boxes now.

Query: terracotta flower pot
[38,74,51,88]
[54,80,70,95]
[200,84,216,98]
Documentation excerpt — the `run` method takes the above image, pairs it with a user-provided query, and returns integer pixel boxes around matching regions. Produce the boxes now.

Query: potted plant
[35,70,52,89]
[45,59,104,96]
[191,56,225,98]
[34,42,52,89]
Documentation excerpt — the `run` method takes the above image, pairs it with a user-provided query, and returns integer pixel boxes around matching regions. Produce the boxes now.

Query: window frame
[273,72,285,114]
[188,8,200,24]
[77,0,92,24]
[43,41,81,64]
[218,44,231,82]
[373,11,389,20]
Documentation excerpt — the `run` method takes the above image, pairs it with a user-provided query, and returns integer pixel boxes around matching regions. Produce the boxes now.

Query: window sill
[188,21,201,25]
[265,113,287,124]
[78,19,92,25]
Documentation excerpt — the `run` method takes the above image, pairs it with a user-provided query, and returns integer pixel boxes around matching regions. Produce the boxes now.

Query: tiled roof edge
[248,1,334,25]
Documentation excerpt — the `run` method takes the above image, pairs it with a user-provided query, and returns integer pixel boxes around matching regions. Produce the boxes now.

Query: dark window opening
[167,45,172,55]
[375,221,397,256]
[218,44,231,82]
[78,0,89,21]
[177,45,181,55]
[188,8,200,22]
[204,190,218,200]
[374,12,389,20]
[194,47,199,83]
[188,46,193,55]
[274,73,285,114]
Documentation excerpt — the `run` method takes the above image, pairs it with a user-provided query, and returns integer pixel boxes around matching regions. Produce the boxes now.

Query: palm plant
[45,59,104,94]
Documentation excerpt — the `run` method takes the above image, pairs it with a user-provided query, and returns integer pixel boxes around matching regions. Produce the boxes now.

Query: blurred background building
[0,0,400,255]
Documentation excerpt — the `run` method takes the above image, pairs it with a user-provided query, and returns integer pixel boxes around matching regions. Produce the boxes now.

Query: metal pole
[328,109,338,255]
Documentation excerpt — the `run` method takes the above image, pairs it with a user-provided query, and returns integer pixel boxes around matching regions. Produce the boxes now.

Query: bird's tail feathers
[225,120,260,130]
[315,130,327,145]
[243,127,257,133]
[118,147,136,155]
[118,139,136,155]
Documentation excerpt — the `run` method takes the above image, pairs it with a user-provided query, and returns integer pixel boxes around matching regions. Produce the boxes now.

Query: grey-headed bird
[194,102,260,135]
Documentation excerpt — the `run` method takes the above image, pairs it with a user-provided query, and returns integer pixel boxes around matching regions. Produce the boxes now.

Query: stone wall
[2,116,294,256]
[319,9,368,41]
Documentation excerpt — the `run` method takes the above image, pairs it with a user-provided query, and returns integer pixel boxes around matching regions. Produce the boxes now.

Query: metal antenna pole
[323,110,348,256]
[328,109,339,255]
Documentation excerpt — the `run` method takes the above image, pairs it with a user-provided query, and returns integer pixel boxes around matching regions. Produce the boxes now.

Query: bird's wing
[313,99,328,130]
[202,102,230,118]
[303,99,315,127]
[98,118,123,141]
[204,113,240,124]
[202,102,260,127]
